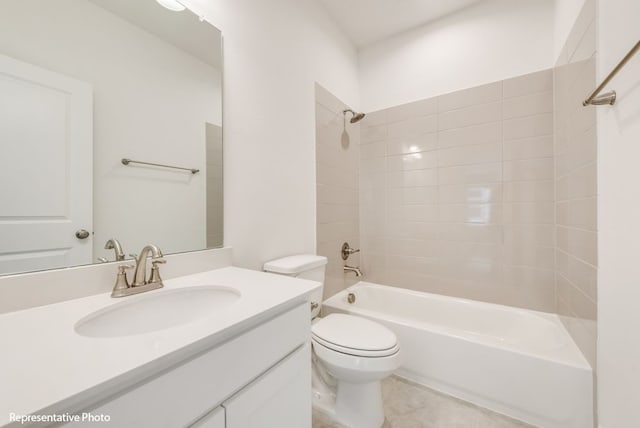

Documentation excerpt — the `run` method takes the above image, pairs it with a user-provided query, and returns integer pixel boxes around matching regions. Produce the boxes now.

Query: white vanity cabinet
[61,303,311,428]
[189,345,310,428]
[222,343,310,428]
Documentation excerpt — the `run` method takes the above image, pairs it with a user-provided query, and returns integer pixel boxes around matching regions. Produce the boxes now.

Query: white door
[223,345,311,428]
[0,54,93,275]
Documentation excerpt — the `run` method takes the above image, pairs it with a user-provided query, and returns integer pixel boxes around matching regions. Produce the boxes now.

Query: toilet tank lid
[263,255,328,275]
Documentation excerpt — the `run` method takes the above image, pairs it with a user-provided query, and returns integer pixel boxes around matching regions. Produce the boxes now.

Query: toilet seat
[312,338,401,383]
[311,313,399,357]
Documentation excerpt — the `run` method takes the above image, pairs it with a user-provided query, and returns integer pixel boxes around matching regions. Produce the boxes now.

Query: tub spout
[344,265,363,277]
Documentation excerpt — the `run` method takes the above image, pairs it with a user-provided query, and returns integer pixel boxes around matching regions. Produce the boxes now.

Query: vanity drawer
[63,303,309,428]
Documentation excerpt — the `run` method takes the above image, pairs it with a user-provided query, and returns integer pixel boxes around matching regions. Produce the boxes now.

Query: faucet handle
[149,258,165,285]
[341,242,361,260]
[111,264,134,297]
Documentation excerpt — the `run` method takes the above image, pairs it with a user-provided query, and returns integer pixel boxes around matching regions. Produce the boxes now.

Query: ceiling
[319,0,484,48]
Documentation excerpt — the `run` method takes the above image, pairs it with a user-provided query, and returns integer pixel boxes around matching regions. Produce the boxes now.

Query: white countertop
[0,266,320,427]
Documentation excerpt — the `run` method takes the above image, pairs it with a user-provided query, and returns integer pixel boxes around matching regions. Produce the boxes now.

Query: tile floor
[312,376,534,428]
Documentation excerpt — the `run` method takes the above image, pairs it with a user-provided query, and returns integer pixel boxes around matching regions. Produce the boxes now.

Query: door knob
[75,229,90,239]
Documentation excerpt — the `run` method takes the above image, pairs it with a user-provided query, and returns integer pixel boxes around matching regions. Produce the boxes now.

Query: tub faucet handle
[341,242,360,260]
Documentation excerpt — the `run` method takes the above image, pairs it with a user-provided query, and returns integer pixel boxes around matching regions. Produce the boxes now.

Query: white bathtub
[323,282,593,428]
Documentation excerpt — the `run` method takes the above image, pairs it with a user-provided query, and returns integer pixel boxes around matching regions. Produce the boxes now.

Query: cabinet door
[190,406,225,428]
[223,344,311,428]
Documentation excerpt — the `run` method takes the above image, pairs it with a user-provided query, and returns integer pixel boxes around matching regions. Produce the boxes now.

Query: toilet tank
[263,255,327,318]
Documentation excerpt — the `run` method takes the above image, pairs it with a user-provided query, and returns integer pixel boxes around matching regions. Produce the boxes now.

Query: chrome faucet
[104,238,125,261]
[111,244,165,298]
[343,265,363,277]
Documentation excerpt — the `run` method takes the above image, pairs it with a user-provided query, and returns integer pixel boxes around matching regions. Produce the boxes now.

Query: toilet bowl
[312,313,401,427]
[263,255,401,428]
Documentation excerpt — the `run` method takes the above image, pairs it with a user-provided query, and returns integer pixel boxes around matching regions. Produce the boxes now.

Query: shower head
[343,109,366,124]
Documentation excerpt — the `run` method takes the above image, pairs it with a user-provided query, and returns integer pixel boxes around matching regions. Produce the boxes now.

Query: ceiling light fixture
[156,0,186,12]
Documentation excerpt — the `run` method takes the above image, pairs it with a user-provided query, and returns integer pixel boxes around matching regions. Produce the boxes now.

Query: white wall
[596,0,640,425]
[0,0,222,261]
[182,0,360,269]
[553,0,587,62]
[358,0,555,112]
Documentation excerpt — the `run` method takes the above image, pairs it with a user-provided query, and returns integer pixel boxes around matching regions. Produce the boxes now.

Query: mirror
[0,0,223,276]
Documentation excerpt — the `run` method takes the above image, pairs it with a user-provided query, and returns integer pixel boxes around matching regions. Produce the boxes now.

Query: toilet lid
[311,314,398,357]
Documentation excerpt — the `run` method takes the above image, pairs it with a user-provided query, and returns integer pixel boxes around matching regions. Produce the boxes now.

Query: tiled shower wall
[554,0,597,368]
[359,70,556,312]
[315,84,361,299]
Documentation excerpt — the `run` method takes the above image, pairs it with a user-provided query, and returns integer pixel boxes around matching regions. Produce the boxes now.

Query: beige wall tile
[437,142,502,167]
[360,141,387,159]
[438,244,503,271]
[317,203,359,225]
[315,84,360,300]
[503,180,554,202]
[386,133,437,155]
[361,124,387,143]
[567,253,597,301]
[567,227,597,266]
[438,203,502,224]
[503,202,554,224]
[566,126,597,173]
[437,101,502,131]
[437,81,502,113]
[504,158,554,182]
[438,163,503,185]
[503,69,553,98]
[438,184,503,204]
[567,163,597,199]
[503,91,553,119]
[361,157,386,173]
[437,223,504,244]
[317,184,358,205]
[388,239,441,258]
[387,152,437,171]
[351,69,592,316]
[503,113,553,140]
[386,97,438,123]
[568,197,597,231]
[504,224,555,248]
[360,109,386,127]
[438,122,501,148]
[568,282,597,322]
[315,82,347,113]
[388,115,438,139]
[502,266,556,311]
[556,201,569,226]
[503,244,555,270]
[403,186,439,205]
[387,169,438,187]
[408,204,439,223]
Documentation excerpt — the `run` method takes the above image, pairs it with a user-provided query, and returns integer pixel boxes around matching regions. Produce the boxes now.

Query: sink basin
[75,286,241,338]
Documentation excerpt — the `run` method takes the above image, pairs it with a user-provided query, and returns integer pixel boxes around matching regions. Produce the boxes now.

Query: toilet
[263,255,401,428]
